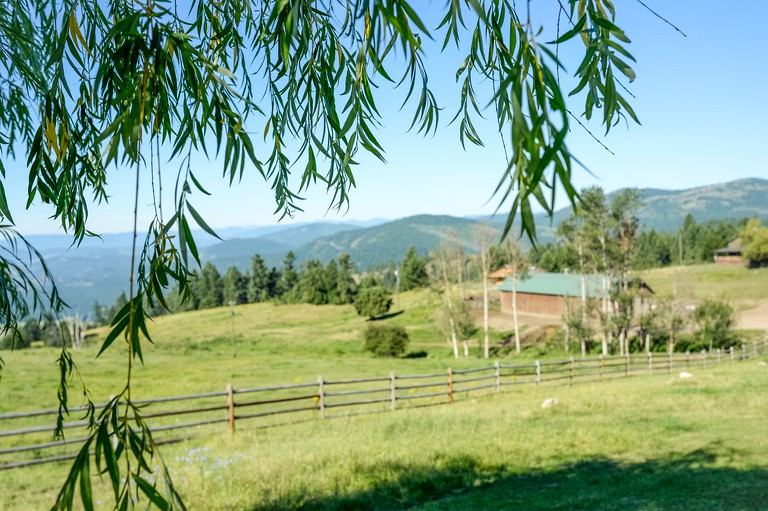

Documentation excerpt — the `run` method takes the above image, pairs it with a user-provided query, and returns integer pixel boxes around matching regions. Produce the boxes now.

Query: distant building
[714,238,745,266]
[497,272,653,317]
[488,264,514,285]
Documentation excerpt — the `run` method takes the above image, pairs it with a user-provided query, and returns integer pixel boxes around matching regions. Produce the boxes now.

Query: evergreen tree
[324,259,340,305]
[248,254,269,303]
[298,260,327,305]
[399,246,429,291]
[197,263,224,309]
[266,267,282,299]
[223,267,248,305]
[336,253,358,304]
[281,251,299,302]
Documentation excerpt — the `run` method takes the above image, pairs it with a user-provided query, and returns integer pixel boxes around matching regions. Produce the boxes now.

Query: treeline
[93,248,431,326]
[532,210,750,272]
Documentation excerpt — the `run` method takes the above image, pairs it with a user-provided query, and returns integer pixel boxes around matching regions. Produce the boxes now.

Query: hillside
[637,178,768,230]
[538,178,768,232]
[291,214,500,269]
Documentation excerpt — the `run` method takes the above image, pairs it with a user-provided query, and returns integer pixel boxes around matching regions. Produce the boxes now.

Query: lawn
[640,264,768,305]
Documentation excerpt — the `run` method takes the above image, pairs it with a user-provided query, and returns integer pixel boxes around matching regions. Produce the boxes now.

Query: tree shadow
[369,310,405,321]
[248,446,768,510]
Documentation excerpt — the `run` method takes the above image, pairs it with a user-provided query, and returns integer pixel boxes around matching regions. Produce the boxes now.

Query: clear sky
[5,1,768,235]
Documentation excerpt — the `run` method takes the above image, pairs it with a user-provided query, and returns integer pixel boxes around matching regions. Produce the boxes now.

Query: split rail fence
[1,342,764,471]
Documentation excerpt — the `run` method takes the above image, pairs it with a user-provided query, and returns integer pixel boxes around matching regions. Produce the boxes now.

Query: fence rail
[1,342,765,471]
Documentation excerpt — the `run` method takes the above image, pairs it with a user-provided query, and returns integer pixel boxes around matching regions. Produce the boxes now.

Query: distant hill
[634,178,768,231]
[530,178,768,233]
[290,215,501,270]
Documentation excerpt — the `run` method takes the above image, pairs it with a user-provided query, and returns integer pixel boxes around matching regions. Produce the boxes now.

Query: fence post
[625,354,631,378]
[729,346,735,363]
[648,352,653,375]
[494,361,501,393]
[668,351,673,375]
[717,348,721,365]
[701,350,707,368]
[753,341,758,358]
[389,371,396,411]
[317,375,325,419]
[742,344,747,361]
[685,351,691,368]
[226,384,235,433]
[535,360,541,385]
[569,357,575,385]
[447,368,454,404]
[599,355,604,381]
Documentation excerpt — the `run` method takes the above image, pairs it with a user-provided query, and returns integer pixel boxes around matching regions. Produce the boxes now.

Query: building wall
[714,255,745,266]
[500,291,582,316]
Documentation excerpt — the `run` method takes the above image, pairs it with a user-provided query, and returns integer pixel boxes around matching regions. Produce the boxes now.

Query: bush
[363,324,409,357]
[692,299,735,350]
[354,286,392,319]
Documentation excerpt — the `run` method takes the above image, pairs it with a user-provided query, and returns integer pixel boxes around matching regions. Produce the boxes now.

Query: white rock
[758,361,767,366]
[679,371,694,379]
[541,397,559,409]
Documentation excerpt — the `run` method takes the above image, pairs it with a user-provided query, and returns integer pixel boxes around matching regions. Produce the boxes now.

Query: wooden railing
[1,342,764,471]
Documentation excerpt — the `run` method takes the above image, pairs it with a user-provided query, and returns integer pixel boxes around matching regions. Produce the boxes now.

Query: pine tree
[336,253,358,304]
[400,246,429,291]
[223,267,248,305]
[281,252,299,302]
[248,254,269,303]
[299,260,328,305]
[198,263,224,309]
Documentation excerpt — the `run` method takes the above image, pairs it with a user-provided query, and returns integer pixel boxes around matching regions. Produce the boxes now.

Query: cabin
[714,238,745,266]
[498,272,653,317]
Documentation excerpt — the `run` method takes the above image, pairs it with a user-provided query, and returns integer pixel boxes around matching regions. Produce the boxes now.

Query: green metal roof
[497,272,609,298]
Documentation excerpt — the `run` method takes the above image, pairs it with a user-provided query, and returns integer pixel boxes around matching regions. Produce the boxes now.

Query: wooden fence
[1,342,764,471]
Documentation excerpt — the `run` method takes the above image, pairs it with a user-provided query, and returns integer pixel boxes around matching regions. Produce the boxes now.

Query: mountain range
[21,177,768,314]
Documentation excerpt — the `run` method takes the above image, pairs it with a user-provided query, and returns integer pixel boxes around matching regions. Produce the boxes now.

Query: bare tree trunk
[449,317,459,359]
[462,340,469,357]
[512,275,521,354]
[482,273,489,359]
[645,332,651,353]
[619,330,627,356]
[564,324,570,352]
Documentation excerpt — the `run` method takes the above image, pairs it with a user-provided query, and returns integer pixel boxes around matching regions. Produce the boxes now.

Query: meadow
[640,264,768,306]
[1,264,767,509]
[1,359,766,510]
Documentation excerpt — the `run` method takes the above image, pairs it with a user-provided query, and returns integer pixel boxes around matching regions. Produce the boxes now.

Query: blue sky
[5,1,768,234]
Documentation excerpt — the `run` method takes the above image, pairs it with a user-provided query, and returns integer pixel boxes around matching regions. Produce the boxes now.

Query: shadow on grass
[369,310,405,321]
[249,447,768,510]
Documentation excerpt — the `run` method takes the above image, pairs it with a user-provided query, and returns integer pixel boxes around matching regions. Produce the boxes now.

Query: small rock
[541,397,559,409]
[679,371,694,379]
[758,361,767,366]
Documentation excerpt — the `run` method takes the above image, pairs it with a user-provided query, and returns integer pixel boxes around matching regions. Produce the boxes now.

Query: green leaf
[186,201,221,240]
[134,476,170,510]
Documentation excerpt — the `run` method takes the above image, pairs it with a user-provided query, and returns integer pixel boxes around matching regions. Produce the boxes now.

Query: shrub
[363,324,409,357]
[354,286,392,319]
[692,299,735,350]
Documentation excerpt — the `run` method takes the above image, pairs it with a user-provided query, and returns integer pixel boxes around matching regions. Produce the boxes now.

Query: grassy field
[0,289,521,413]
[2,359,767,510]
[640,264,768,305]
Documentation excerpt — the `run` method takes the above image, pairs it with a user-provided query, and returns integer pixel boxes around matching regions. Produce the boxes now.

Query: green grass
[2,360,767,510]
[0,290,522,413]
[640,264,768,305]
